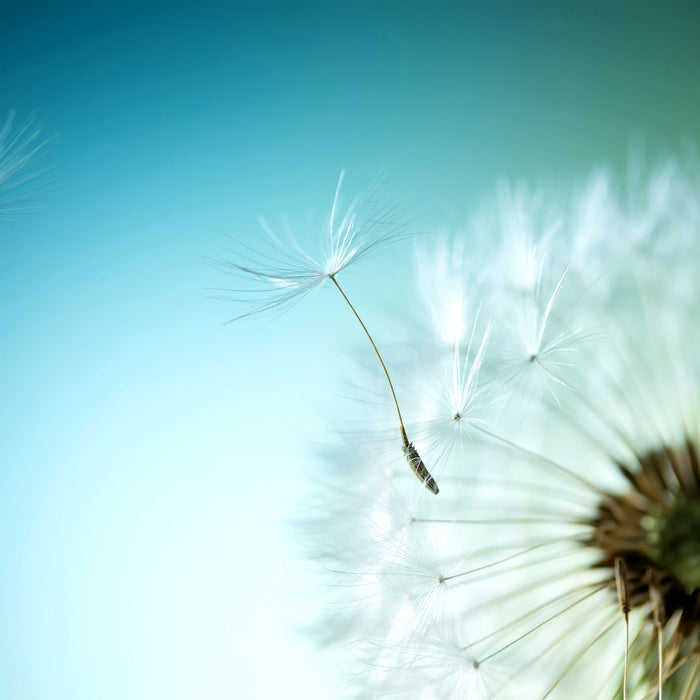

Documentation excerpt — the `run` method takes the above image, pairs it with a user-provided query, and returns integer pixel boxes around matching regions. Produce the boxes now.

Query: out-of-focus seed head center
[647,499,700,591]
[586,441,700,649]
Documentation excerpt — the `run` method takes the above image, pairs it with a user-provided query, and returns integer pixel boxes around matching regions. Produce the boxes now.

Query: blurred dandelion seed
[222,172,439,493]
[0,111,50,220]
[301,155,700,698]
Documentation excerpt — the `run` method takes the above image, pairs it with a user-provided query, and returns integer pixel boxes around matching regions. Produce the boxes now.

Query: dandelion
[0,111,49,219]
[301,155,700,698]
[221,172,439,492]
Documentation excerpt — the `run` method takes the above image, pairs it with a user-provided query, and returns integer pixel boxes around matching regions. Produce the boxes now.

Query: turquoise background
[1,2,699,697]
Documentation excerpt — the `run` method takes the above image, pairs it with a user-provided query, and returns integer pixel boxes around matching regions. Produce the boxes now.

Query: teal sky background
[1,2,699,698]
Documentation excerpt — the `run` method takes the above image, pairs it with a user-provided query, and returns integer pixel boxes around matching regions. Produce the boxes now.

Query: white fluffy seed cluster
[302,157,700,699]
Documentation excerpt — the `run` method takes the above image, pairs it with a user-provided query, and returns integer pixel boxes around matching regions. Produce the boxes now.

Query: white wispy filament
[219,171,409,320]
[0,111,48,219]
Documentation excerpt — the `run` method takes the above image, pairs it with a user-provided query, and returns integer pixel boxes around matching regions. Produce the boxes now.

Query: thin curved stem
[329,274,405,434]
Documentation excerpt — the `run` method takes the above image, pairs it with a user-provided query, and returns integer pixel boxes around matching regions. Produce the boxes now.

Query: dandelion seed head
[303,153,700,697]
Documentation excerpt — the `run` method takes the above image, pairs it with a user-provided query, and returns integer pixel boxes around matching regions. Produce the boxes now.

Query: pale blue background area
[1,2,699,698]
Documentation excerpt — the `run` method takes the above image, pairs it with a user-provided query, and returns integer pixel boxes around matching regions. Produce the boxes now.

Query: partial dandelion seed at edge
[0,111,51,220]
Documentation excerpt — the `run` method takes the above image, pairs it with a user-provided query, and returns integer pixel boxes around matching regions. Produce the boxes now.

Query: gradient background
[2,2,699,698]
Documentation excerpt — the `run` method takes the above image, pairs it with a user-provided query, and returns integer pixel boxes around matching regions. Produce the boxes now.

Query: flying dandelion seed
[221,173,439,492]
[301,155,700,698]
[0,111,49,220]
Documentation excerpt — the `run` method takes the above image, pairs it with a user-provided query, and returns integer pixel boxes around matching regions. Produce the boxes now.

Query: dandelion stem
[472,424,608,496]
[658,626,663,700]
[328,273,439,494]
[440,534,584,582]
[328,274,406,432]
[615,557,630,700]
[476,585,607,665]
[543,618,619,699]
[649,572,666,700]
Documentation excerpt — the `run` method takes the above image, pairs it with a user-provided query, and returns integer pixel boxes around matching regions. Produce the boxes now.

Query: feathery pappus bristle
[0,111,50,220]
